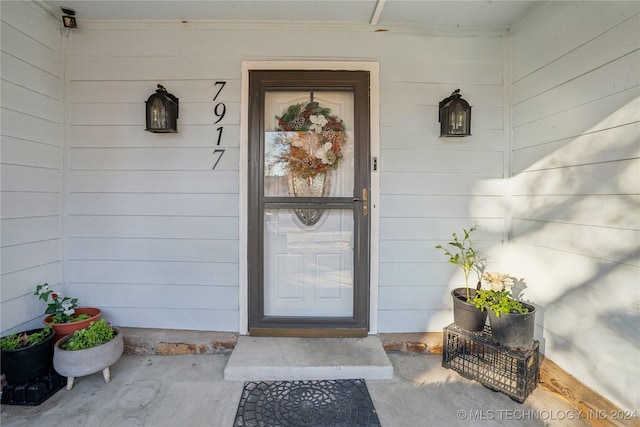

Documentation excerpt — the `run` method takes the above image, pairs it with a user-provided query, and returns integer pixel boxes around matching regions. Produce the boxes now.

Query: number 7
[213,81,226,101]
[212,148,225,170]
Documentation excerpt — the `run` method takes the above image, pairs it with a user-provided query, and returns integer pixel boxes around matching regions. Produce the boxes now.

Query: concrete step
[223,336,393,381]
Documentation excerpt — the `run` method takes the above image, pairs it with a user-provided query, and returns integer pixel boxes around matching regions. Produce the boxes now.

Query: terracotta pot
[53,329,124,390]
[43,307,102,343]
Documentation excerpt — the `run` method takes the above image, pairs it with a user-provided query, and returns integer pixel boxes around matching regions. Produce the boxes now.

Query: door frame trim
[239,61,380,335]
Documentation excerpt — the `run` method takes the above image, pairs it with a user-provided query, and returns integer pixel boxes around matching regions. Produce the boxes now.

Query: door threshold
[249,328,368,338]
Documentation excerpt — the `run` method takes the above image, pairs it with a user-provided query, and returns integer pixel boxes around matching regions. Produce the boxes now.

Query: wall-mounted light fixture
[145,84,179,133]
[439,89,471,137]
[61,7,77,28]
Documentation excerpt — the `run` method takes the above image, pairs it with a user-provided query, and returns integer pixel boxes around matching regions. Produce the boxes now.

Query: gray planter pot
[53,329,124,390]
[487,303,536,350]
[451,288,487,332]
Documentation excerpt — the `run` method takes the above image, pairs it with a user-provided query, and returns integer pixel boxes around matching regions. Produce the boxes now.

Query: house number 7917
[212,81,226,170]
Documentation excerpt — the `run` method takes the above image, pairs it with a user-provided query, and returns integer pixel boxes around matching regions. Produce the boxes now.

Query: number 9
[214,103,226,124]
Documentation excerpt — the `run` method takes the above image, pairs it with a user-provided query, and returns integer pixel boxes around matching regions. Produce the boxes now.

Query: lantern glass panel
[150,98,167,129]
[449,103,467,135]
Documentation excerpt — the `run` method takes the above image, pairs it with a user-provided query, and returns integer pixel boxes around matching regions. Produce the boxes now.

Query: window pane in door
[264,91,354,198]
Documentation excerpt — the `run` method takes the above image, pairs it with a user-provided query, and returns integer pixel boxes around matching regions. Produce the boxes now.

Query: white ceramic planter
[53,330,124,390]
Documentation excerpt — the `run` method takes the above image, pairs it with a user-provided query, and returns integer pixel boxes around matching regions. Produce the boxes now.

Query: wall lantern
[61,7,77,28]
[439,89,471,137]
[145,84,179,133]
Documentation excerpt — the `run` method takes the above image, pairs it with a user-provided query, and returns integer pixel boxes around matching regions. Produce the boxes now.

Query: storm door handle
[352,188,368,216]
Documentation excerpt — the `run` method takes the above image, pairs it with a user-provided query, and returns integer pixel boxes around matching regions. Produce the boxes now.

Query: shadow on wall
[470,96,639,410]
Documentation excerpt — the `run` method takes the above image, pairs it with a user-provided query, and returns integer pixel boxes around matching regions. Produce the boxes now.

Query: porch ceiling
[41,0,537,30]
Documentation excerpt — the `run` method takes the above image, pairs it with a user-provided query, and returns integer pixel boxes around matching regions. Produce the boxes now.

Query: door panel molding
[239,61,380,335]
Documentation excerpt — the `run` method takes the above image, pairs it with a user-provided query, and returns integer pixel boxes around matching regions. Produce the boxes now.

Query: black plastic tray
[1,371,65,406]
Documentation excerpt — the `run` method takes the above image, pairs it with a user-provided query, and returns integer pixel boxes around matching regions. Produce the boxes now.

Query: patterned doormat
[233,379,381,426]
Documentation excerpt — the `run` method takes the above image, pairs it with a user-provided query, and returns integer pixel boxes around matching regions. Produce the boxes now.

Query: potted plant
[473,272,536,350]
[1,326,54,385]
[53,319,124,390]
[436,224,487,332]
[34,283,101,343]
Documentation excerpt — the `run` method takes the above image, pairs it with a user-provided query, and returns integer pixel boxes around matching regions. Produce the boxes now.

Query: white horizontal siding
[378,50,509,331]
[2,262,61,302]
[1,192,60,218]
[102,307,238,331]
[381,173,504,195]
[1,52,62,100]
[509,1,640,411]
[381,195,505,217]
[512,48,639,128]
[64,19,510,334]
[69,125,240,148]
[65,27,245,330]
[512,122,639,173]
[513,88,639,150]
[67,194,239,216]
[68,238,238,263]
[68,101,240,126]
[69,148,239,171]
[377,309,451,333]
[66,261,238,286]
[1,109,62,144]
[68,216,238,239]
[510,1,640,83]
[0,1,63,334]
[67,283,238,310]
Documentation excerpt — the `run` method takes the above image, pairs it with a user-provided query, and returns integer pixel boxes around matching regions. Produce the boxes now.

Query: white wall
[62,21,509,333]
[377,35,508,332]
[508,1,639,411]
[0,1,64,334]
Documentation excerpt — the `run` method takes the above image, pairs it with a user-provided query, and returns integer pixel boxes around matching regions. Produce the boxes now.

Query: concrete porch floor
[1,351,589,427]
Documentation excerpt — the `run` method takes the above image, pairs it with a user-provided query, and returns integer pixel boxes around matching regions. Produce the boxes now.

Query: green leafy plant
[473,272,529,317]
[435,224,483,301]
[0,326,52,351]
[34,283,90,324]
[61,319,115,351]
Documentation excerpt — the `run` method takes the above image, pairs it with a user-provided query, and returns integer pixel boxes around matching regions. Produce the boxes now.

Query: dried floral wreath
[274,101,347,179]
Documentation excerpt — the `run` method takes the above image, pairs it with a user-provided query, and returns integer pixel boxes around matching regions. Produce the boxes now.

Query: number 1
[215,126,223,146]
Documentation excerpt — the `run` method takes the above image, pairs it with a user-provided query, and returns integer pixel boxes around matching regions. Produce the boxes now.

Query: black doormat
[233,379,381,427]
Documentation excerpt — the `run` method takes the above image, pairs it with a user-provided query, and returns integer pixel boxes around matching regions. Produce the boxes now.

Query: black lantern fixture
[439,89,471,137]
[145,84,179,133]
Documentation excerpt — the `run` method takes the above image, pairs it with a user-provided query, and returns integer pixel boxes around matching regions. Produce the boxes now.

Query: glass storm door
[248,70,370,336]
